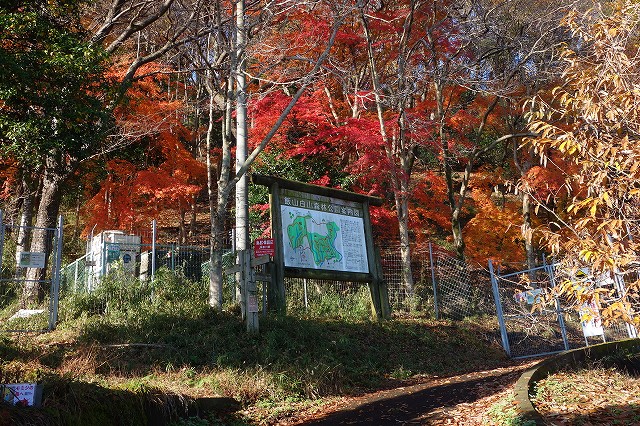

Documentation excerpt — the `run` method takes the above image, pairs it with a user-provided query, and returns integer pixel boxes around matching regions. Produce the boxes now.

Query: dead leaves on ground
[533,367,640,425]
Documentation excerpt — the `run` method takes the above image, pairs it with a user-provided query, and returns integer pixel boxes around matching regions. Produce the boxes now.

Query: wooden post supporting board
[270,182,287,314]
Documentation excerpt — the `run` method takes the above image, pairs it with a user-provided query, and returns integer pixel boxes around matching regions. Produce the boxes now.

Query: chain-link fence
[285,278,373,318]
[61,222,216,294]
[279,244,495,322]
[430,247,494,320]
[63,216,496,324]
[490,260,638,359]
[0,211,63,332]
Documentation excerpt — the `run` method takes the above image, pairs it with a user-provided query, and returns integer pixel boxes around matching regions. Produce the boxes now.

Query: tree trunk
[15,173,35,274]
[206,65,235,309]
[396,195,414,295]
[23,162,63,306]
[522,192,536,268]
[4,171,23,225]
[360,6,416,294]
[209,192,228,309]
[451,209,465,260]
[73,188,82,240]
[179,208,187,244]
[515,144,537,273]
[442,135,466,260]
[189,199,197,240]
[207,86,224,309]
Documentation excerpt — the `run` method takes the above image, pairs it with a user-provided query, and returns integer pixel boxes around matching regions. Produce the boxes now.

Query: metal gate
[0,210,63,332]
[489,260,636,359]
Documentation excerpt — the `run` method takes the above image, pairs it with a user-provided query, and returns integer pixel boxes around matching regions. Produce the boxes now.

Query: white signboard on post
[17,252,46,268]
[1,383,42,407]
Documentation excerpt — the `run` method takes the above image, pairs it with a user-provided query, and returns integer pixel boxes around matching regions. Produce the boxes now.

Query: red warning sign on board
[254,238,275,257]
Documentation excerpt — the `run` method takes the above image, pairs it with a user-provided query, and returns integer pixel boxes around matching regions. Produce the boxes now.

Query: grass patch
[486,394,537,426]
[0,269,508,425]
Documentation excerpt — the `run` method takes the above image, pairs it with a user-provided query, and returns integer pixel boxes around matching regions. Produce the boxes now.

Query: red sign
[254,238,275,257]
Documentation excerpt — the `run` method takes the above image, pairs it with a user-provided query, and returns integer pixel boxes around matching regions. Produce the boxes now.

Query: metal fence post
[74,260,79,291]
[171,243,175,272]
[151,219,157,281]
[489,259,511,357]
[429,242,439,320]
[303,278,309,309]
[101,238,107,277]
[555,296,570,351]
[546,262,569,351]
[49,215,63,330]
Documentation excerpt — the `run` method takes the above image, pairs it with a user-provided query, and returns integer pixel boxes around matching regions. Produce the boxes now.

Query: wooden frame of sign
[251,174,390,319]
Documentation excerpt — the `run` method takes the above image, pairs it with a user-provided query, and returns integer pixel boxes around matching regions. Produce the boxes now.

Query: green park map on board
[286,214,343,267]
[279,189,369,274]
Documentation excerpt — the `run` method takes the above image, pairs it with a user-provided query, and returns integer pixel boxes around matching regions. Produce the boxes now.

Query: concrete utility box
[87,230,141,290]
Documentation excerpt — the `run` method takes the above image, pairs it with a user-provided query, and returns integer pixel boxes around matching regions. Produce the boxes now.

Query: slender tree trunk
[73,188,82,240]
[441,131,466,260]
[23,160,64,305]
[179,209,187,244]
[5,171,23,225]
[189,199,197,240]
[515,143,537,272]
[207,86,224,309]
[522,192,536,267]
[360,5,415,293]
[235,0,254,328]
[15,173,35,271]
[206,62,235,309]
[396,195,414,295]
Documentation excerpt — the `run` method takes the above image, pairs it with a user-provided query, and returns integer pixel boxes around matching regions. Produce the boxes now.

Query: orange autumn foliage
[463,169,526,266]
[83,133,206,234]
[0,158,18,202]
[410,171,454,248]
[82,63,206,235]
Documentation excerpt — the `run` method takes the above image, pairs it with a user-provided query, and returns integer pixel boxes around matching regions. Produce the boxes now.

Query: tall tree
[0,0,112,303]
[424,0,580,260]
[525,0,640,322]
[183,1,350,310]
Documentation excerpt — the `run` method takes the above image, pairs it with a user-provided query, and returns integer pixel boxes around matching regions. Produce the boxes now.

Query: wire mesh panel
[376,244,495,318]
[153,245,210,282]
[492,265,568,358]
[432,250,494,320]
[491,262,639,359]
[379,246,411,312]
[0,214,62,332]
[434,254,473,320]
[61,254,89,293]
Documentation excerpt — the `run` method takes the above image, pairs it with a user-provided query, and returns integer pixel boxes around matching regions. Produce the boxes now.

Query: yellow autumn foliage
[525,0,640,325]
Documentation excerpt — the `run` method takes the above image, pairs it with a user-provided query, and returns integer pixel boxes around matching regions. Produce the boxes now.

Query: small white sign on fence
[17,252,46,268]
[580,302,604,338]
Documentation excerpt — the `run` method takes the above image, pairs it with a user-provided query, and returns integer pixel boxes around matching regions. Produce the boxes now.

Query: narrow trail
[285,361,538,426]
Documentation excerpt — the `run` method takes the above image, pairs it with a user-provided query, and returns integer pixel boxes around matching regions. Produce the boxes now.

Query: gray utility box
[86,230,141,290]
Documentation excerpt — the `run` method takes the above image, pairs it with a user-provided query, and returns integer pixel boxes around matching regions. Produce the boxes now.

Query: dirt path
[284,361,538,426]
